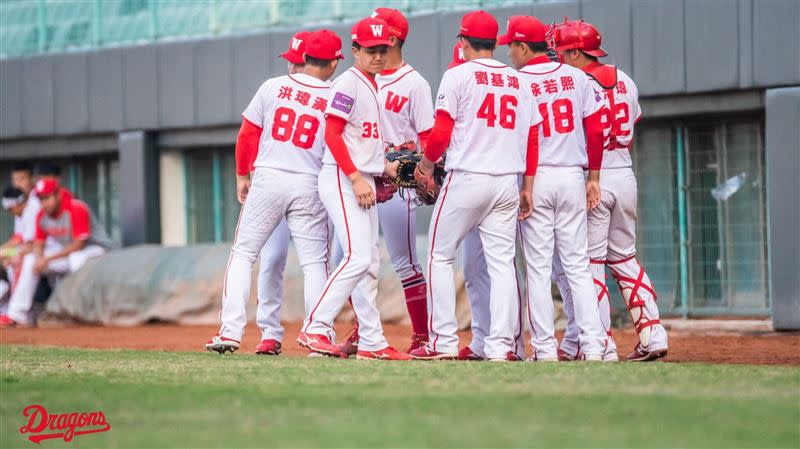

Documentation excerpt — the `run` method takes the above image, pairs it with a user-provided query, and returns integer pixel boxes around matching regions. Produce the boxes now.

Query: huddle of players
[206,8,669,362]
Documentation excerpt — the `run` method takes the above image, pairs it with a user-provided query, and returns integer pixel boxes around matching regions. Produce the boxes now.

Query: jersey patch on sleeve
[331,92,355,114]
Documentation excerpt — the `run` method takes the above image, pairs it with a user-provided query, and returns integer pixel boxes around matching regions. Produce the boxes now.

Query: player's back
[603,68,640,169]
[243,73,331,176]
[435,58,533,175]
[519,60,603,169]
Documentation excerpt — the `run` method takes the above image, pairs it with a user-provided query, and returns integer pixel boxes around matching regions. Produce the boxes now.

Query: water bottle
[711,172,747,201]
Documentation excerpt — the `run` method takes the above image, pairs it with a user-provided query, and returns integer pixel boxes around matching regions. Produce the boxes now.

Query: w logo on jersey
[291,38,303,51]
[385,91,409,113]
[370,24,384,37]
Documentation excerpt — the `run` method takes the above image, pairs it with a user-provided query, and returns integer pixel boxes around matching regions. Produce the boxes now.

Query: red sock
[402,274,428,336]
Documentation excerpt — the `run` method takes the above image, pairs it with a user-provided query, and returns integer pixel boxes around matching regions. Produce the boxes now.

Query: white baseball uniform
[517,60,608,360]
[425,58,540,359]
[218,73,332,342]
[556,67,668,357]
[372,63,434,335]
[302,67,391,352]
[255,218,291,341]
[462,228,526,359]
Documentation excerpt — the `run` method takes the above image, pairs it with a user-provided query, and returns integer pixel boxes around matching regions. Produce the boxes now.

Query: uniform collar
[525,55,553,66]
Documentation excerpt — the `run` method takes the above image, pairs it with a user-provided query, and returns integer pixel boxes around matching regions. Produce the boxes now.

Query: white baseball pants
[519,167,606,359]
[302,165,388,352]
[463,228,526,359]
[219,167,329,342]
[6,244,105,324]
[255,218,291,342]
[426,171,520,359]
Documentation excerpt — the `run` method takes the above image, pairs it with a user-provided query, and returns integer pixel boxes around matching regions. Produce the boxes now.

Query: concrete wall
[766,87,800,330]
[1,0,799,144]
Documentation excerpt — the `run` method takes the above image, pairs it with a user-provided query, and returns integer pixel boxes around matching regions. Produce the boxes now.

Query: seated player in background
[0,179,111,327]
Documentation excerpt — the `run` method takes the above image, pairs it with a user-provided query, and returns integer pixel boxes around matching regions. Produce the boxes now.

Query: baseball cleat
[557,348,578,361]
[205,335,240,354]
[336,325,359,358]
[297,332,345,358]
[356,346,413,361]
[409,346,458,360]
[405,333,429,353]
[255,339,282,355]
[583,354,603,362]
[626,345,668,362]
[489,351,522,362]
[0,314,18,328]
[457,346,485,361]
[307,351,325,358]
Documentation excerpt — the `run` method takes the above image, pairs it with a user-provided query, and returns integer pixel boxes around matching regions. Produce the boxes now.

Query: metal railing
[0,0,532,58]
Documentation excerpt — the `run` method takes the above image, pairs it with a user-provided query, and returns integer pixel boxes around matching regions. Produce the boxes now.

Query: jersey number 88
[272,106,319,150]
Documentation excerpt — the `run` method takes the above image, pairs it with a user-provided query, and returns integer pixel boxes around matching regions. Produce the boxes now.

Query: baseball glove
[373,175,398,204]
[385,141,446,206]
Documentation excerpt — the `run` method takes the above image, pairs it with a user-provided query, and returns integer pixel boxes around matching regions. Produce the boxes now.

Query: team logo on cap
[291,38,303,50]
[514,32,526,38]
[370,24,384,37]
[36,180,46,191]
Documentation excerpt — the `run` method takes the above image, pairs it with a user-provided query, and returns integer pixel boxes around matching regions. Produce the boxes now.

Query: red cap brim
[497,34,512,45]
[355,38,394,48]
[280,51,304,65]
[583,47,608,57]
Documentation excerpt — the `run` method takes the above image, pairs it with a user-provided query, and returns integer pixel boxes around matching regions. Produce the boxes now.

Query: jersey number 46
[476,93,517,129]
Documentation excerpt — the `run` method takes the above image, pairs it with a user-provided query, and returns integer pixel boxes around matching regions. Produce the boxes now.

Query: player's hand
[236,175,251,204]
[33,257,49,275]
[586,180,601,210]
[350,173,376,209]
[519,175,535,220]
[518,190,533,220]
[384,160,400,179]
[414,159,437,195]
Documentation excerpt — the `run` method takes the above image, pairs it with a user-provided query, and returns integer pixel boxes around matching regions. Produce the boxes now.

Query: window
[632,115,768,316]
[184,148,240,243]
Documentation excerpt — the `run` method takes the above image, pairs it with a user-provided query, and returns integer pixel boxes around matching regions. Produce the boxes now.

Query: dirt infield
[2,322,798,365]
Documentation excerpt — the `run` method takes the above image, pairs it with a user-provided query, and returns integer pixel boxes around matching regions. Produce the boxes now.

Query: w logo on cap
[370,24,384,37]
[291,38,303,50]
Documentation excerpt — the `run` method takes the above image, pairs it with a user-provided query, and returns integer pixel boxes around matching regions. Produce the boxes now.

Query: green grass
[1,346,799,448]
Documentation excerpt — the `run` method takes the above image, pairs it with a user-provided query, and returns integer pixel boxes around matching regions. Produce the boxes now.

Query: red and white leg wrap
[589,260,616,356]
[608,255,661,348]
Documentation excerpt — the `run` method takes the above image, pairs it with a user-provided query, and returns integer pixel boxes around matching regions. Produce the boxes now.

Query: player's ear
[351,46,359,59]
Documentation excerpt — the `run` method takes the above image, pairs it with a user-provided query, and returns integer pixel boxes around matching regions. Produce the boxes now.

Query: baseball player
[205,30,343,353]
[502,15,608,361]
[1,179,110,327]
[410,11,541,361]
[252,30,315,356]
[298,17,412,361]
[553,20,669,362]
[368,7,433,352]
[440,42,526,361]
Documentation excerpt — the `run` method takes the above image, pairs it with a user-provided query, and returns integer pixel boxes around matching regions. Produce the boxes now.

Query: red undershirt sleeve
[417,129,432,152]
[324,115,358,177]
[525,125,539,176]
[583,109,604,170]
[235,117,263,176]
[423,111,455,162]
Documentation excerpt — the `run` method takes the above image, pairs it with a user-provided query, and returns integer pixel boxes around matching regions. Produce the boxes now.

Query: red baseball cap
[280,31,312,65]
[459,10,498,40]
[371,8,408,41]
[351,17,393,48]
[554,20,608,57]
[448,42,466,69]
[304,29,344,60]
[498,16,546,45]
[34,178,59,197]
